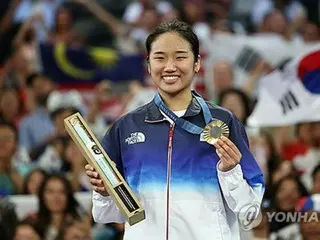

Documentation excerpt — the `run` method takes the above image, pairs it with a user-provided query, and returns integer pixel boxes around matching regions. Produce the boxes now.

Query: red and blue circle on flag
[297,49,320,94]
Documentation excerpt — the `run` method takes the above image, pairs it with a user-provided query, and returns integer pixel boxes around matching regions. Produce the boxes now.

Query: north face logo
[125,132,146,145]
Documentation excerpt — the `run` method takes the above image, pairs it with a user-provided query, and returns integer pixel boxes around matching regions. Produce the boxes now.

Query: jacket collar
[144,90,202,122]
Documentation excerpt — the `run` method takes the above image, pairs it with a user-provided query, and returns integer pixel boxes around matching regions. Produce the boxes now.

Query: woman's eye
[177,56,186,59]
[154,57,164,60]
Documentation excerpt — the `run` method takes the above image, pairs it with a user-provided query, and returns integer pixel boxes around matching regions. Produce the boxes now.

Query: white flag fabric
[247,45,320,127]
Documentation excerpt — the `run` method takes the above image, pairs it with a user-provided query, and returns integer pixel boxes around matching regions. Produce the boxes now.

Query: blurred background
[0,0,319,239]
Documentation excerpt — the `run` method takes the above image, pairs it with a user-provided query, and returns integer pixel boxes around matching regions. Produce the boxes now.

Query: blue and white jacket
[92,93,265,240]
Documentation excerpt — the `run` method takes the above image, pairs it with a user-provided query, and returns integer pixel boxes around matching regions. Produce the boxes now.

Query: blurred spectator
[0,120,25,196]
[218,88,252,126]
[22,169,48,195]
[297,194,320,240]
[33,174,89,240]
[86,80,126,125]
[210,60,234,103]
[292,122,320,191]
[251,0,306,30]
[0,198,18,240]
[269,175,309,238]
[63,221,91,240]
[35,89,85,172]
[122,0,172,26]
[258,9,287,37]
[48,7,85,47]
[73,0,161,53]
[280,123,311,161]
[19,73,55,157]
[13,220,41,240]
[64,138,91,192]
[300,21,320,43]
[124,80,155,113]
[0,87,23,126]
[249,130,282,194]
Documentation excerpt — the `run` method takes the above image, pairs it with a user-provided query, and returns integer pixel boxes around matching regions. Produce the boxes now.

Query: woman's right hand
[85,164,109,197]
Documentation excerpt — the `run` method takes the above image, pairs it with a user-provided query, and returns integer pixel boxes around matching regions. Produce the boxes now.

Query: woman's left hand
[214,136,242,172]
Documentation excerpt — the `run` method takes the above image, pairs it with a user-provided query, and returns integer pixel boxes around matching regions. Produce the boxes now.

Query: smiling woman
[85,19,265,240]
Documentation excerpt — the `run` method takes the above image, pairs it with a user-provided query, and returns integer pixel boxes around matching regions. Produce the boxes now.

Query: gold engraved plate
[64,112,145,226]
[202,120,230,145]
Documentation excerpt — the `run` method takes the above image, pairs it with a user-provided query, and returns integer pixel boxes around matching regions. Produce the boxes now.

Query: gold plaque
[202,120,229,145]
[64,113,145,226]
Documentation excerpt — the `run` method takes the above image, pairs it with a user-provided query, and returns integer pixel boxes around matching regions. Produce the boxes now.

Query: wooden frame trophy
[64,113,145,226]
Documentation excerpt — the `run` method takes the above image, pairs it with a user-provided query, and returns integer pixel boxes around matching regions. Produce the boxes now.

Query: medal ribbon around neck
[154,92,229,144]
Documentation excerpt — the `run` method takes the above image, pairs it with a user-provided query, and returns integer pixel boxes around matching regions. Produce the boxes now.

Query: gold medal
[202,120,229,145]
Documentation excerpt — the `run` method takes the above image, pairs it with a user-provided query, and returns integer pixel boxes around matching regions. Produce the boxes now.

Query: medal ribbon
[154,92,213,135]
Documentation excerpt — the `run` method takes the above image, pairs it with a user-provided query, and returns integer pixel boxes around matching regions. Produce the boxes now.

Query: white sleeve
[217,162,264,213]
[92,191,126,223]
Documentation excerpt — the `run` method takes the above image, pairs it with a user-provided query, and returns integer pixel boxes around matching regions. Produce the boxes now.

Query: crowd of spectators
[0,0,319,239]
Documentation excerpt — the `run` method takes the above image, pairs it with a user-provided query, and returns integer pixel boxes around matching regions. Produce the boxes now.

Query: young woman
[34,174,88,240]
[85,19,265,240]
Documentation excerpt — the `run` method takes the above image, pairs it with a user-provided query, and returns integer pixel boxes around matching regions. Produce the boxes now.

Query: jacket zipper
[166,124,174,240]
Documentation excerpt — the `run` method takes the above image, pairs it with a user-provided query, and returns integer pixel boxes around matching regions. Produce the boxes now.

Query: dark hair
[22,169,48,195]
[36,174,82,237]
[145,19,199,62]
[26,73,52,88]
[14,219,42,239]
[312,164,320,183]
[270,174,309,210]
[0,118,18,140]
[218,88,252,125]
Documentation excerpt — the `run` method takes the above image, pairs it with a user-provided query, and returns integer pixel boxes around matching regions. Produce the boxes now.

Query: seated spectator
[208,60,234,103]
[122,0,172,26]
[123,80,155,114]
[22,168,48,195]
[13,220,41,240]
[251,0,306,30]
[0,120,27,196]
[37,90,84,172]
[31,174,89,240]
[19,73,55,158]
[63,221,92,240]
[64,137,91,192]
[269,175,309,239]
[0,87,23,126]
[218,87,252,126]
[292,122,320,191]
[47,7,85,47]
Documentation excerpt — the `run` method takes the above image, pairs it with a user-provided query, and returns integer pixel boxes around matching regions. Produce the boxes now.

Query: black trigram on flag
[279,90,300,115]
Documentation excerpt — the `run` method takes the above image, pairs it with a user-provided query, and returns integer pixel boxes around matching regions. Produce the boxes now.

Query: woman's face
[27,171,45,195]
[276,179,300,211]
[0,90,20,121]
[56,9,72,31]
[148,32,200,97]
[0,126,16,160]
[44,178,67,213]
[14,225,40,240]
[221,93,245,122]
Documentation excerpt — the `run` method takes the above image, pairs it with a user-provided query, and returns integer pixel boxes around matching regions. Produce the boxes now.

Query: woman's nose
[164,59,177,72]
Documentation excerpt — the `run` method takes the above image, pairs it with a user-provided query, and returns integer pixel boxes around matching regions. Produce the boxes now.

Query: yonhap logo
[238,203,262,230]
[125,132,146,145]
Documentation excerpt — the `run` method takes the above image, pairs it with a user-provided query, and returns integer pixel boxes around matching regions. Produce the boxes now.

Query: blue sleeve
[101,121,124,176]
[18,119,32,151]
